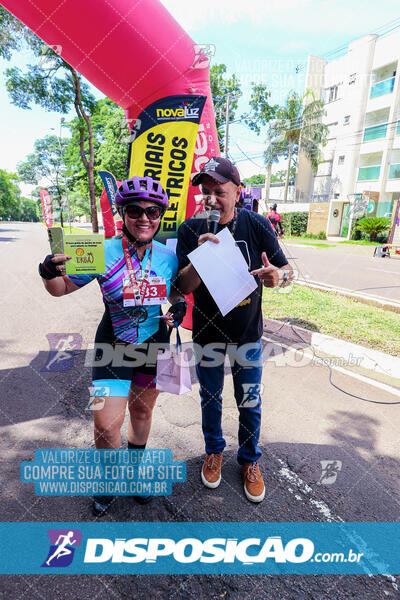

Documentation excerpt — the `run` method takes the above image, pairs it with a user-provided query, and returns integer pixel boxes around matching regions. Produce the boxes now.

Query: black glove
[168,299,188,326]
[38,254,62,280]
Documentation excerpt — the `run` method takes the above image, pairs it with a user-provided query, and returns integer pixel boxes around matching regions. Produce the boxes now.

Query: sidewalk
[263,316,400,393]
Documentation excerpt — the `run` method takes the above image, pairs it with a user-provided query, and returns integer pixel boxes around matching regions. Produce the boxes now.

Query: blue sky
[1,0,400,194]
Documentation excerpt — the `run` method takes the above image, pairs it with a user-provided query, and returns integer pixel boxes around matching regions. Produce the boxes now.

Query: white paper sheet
[187,227,258,316]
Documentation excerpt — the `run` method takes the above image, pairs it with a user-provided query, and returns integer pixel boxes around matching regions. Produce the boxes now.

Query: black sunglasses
[125,205,163,220]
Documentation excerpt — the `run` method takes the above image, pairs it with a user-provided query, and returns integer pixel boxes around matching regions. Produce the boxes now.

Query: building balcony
[357,165,381,181]
[363,123,387,142]
[389,164,400,179]
[370,77,395,99]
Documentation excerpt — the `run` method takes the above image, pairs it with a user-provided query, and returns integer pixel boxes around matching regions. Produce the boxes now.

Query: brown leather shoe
[201,453,223,488]
[241,462,265,502]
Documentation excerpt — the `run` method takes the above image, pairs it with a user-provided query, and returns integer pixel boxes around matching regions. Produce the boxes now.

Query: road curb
[295,280,400,314]
[263,316,400,383]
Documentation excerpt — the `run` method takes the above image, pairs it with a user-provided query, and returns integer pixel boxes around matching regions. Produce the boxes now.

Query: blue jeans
[195,340,263,465]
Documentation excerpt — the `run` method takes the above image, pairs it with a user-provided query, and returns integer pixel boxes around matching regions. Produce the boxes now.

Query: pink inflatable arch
[1,0,219,230]
[2,0,220,328]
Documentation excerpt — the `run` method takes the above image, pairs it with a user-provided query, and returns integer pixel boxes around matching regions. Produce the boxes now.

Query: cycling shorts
[91,308,169,397]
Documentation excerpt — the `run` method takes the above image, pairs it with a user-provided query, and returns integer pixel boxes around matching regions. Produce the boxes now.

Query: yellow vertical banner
[128,95,206,244]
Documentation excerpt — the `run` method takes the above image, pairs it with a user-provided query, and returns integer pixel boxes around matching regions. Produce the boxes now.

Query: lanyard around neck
[122,237,153,306]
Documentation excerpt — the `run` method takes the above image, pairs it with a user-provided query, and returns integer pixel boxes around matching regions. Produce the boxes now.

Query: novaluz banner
[0,522,399,575]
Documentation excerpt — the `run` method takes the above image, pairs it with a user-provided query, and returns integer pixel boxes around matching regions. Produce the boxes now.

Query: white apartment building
[296,29,400,238]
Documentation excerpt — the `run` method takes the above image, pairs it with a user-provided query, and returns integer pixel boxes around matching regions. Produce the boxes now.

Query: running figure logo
[191,44,215,69]
[42,529,82,567]
[318,460,342,485]
[42,334,82,372]
[239,383,264,408]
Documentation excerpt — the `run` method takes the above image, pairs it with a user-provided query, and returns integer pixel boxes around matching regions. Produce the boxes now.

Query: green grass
[304,243,335,248]
[40,221,89,235]
[283,237,336,248]
[339,239,380,246]
[62,225,89,234]
[262,284,400,356]
[285,236,384,247]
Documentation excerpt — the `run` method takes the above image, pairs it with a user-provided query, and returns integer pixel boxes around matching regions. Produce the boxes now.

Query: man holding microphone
[176,157,293,503]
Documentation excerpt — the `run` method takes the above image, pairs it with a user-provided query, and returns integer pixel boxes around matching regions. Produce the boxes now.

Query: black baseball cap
[192,156,241,187]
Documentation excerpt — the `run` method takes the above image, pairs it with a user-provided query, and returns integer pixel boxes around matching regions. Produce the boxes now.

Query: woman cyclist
[38,176,187,516]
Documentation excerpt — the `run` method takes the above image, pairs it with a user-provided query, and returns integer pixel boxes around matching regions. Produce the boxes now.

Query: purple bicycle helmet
[114,176,169,214]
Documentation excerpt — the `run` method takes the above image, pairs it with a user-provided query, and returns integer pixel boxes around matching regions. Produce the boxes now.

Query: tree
[67,190,91,219]
[20,198,40,221]
[243,174,266,186]
[17,135,68,226]
[94,99,130,181]
[0,169,21,219]
[356,217,391,242]
[0,6,40,60]
[210,64,241,152]
[0,170,38,221]
[271,166,296,183]
[270,90,328,202]
[17,99,129,221]
[65,98,129,198]
[245,83,278,204]
[1,6,99,231]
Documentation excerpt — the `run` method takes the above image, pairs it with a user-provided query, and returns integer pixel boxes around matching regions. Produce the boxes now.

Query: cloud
[161,0,310,31]
[161,0,400,37]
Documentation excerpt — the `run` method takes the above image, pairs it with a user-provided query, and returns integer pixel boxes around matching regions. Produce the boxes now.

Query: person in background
[267,204,284,237]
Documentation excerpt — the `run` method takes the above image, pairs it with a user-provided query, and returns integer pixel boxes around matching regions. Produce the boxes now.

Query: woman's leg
[93,396,127,449]
[91,395,128,515]
[127,382,159,446]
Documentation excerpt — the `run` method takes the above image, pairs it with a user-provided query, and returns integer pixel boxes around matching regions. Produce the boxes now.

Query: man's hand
[198,233,220,247]
[174,233,219,296]
[250,252,279,288]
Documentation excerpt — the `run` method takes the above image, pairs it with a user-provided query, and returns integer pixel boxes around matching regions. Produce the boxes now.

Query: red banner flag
[39,189,53,228]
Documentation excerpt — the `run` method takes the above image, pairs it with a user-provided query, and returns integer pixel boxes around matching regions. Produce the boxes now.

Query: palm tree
[355,217,391,242]
[263,129,285,207]
[270,90,328,202]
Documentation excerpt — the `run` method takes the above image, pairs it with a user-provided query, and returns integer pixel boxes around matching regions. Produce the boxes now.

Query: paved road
[1,223,400,599]
[280,239,400,303]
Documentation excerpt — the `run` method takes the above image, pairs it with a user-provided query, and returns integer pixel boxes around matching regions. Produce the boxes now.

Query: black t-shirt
[176,208,288,345]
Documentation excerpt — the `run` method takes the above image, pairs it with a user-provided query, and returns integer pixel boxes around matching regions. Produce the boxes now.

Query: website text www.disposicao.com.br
[83,536,363,565]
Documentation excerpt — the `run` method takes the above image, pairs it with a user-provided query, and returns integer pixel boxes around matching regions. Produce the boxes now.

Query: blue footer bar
[1,522,399,574]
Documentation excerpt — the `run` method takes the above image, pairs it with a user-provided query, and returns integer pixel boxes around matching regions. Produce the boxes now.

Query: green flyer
[64,234,105,275]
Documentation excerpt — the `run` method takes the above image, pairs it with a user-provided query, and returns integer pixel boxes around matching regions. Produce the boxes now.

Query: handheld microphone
[208,210,220,234]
